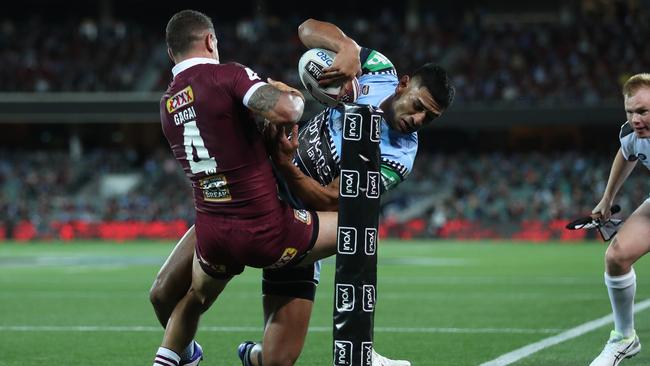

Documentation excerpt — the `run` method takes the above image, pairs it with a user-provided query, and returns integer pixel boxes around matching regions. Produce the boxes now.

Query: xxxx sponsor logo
[166,86,194,113]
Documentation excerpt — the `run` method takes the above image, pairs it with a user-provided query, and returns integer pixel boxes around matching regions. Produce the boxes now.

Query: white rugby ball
[297,48,360,107]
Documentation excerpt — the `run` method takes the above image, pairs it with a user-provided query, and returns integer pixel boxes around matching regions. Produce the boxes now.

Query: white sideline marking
[480,298,650,366]
[0,325,562,335]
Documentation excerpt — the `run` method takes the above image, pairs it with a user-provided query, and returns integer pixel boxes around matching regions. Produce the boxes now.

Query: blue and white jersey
[620,121,650,170]
[294,47,418,192]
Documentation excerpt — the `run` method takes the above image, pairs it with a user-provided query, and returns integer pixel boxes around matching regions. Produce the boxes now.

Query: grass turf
[1,240,649,365]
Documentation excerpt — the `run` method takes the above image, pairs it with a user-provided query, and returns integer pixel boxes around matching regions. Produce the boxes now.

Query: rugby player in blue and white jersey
[589,73,650,366]
[238,19,454,366]
[149,18,454,366]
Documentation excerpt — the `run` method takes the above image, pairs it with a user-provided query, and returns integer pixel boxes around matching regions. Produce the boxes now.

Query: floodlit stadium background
[2,1,650,365]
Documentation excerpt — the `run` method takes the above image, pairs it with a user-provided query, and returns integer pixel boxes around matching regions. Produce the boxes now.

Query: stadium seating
[1,149,644,240]
[1,2,648,106]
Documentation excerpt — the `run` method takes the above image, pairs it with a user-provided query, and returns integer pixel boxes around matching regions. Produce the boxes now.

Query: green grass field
[1,240,650,365]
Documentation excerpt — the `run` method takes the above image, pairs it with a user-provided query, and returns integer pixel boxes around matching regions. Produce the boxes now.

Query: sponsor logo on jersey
[367,171,380,198]
[267,247,298,269]
[336,284,355,312]
[296,110,337,185]
[293,209,312,225]
[340,170,359,197]
[370,115,381,142]
[362,84,370,95]
[338,227,357,254]
[166,86,194,113]
[344,113,362,141]
[363,50,394,72]
[365,228,377,255]
[199,174,231,202]
[334,340,353,366]
[362,285,375,312]
[361,342,373,366]
[380,166,400,191]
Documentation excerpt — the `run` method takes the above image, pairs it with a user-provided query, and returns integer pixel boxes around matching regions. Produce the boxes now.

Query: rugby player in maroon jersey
[149,15,455,366]
[152,10,339,366]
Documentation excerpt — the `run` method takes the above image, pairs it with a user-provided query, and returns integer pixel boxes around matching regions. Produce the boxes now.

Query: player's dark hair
[166,9,215,57]
[412,63,455,110]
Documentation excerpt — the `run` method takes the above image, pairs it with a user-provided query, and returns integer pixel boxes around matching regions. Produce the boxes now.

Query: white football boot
[590,330,641,366]
[372,349,411,366]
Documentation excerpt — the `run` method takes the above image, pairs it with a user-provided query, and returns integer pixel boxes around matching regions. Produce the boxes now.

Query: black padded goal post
[333,103,382,366]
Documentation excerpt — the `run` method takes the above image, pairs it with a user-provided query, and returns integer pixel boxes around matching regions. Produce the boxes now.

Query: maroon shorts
[194,203,319,278]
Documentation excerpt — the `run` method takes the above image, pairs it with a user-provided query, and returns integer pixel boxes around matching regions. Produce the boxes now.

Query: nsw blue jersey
[294,47,418,192]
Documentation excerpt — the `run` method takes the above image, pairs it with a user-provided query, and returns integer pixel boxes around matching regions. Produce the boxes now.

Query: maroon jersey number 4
[160,61,281,218]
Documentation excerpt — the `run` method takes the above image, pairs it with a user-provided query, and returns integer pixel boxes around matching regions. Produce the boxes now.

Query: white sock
[605,269,636,338]
[154,347,181,366]
[179,341,195,361]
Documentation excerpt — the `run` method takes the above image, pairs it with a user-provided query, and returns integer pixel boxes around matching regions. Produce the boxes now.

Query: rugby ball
[297,48,360,107]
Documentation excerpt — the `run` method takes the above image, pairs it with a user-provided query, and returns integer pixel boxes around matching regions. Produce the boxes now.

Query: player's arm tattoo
[248,84,281,114]
[248,84,303,123]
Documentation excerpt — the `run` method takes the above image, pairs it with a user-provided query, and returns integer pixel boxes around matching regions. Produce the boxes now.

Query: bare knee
[606,238,636,274]
[185,288,217,314]
[149,277,171,308]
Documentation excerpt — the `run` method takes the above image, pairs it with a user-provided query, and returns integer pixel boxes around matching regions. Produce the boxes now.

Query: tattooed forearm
[249,84,281,113]
[248,84,304,123]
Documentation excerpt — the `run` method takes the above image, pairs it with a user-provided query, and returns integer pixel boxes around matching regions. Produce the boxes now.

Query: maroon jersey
[160,59,281,218]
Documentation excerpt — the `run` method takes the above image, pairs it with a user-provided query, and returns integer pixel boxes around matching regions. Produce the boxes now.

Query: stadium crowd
[1,1,648,106]
[0,148,191,239]
[3,0,650,239]
[1,148,647,239]
[384,150,649,235]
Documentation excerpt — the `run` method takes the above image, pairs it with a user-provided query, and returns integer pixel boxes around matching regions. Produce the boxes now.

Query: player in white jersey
[589,73,650,366]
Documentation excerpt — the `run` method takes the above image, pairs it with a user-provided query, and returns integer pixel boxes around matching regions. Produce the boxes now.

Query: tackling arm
[274,157,405,212]
[279,164,340,212]
[247,83,304,124]
[269,124,339,211]
[278,164,405,211]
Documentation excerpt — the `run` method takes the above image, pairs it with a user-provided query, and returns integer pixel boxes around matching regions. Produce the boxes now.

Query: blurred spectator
[381,150,650,230]
[1,147,648,239]
[2,3,649,106]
